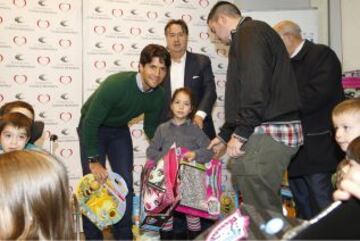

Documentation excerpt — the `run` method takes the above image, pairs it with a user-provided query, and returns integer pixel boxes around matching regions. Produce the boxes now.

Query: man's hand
[208,137,226,159]
[89,162,108,183]
[226,136,245,158]
[183,151,196,162]
[193,115,204,129]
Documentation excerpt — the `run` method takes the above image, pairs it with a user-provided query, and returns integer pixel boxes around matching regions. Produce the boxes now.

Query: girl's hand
[183,151,196,162]
[334,160,360,201]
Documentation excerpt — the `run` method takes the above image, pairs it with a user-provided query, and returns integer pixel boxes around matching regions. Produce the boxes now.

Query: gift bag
[75,171,128,230]
[175,147,222,220]
[140,147,180,231]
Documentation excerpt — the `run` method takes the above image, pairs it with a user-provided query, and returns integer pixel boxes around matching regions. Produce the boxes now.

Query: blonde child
[0,150,73,240]
[146,87,213,240]
[332,98,360,187]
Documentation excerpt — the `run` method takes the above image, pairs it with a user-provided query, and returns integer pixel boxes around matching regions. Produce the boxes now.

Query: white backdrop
[0,0,318,193]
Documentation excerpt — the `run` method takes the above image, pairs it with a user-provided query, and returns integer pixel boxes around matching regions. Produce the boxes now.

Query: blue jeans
[78,122,133,240]
[289,173,334,220]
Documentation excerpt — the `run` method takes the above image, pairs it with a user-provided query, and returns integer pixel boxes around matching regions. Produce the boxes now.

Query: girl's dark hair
[139,44,171,69]
[346,136,360,164]
[170,87,195,119]
[0,101,35,120]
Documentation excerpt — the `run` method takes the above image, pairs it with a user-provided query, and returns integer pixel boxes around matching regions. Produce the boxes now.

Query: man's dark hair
[0,101,35,120]
[139,44,171,69]
[164,19,189,35]
[207,1,241,24]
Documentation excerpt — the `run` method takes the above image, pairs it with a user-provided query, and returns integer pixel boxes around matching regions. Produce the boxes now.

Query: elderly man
[274,20,344,219]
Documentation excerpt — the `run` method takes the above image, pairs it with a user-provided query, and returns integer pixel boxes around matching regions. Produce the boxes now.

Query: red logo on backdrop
[13,74,28,84]
[59,2,71,12]
[44,130,51,139]
[37,94,51,104]
[94,25,106,34]
[94,60,106,69]
[59,75,72,85]
[216,48,227,57]
[112,43,124,53]
[130,61,138,69]
[131,129,143,138]
[13,36,27,46]
[216,79,226,88]
[59,39,72,48]
[13,0,27,7]
[37,19,50,29]
[199,32,209,40]
[199,0,209,7]
[112,8,123,17]
[129,27,142,36]
[181,14,192,22]
[146,11,158,20]
[37,56,51,66]
[0,94,4,103]
[60,112,72,122]
[60,148,73,158]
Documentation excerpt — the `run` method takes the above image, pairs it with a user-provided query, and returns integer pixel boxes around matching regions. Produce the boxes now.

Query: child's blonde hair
[0,150,74,240]
[332,98,360,118]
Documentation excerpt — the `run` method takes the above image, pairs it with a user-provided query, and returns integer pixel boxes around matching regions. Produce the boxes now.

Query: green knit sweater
[81,71,165,157]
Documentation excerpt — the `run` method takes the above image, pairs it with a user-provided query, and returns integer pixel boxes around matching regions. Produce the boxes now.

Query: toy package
[175,147,222,220]
[140,147,180,231]
[75,171,128,230]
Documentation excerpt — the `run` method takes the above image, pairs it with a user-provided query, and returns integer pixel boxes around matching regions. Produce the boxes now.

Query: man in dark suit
[160,19,217,140]
[274,20,345,219]
[158,19,217,240]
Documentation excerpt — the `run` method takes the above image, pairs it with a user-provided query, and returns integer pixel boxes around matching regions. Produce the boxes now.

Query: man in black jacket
[207,2,303,214]
[274,20,344,219]
[160,19,217,140]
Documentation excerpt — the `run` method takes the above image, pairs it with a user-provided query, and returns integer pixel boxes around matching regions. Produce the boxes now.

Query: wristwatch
[88,156,99,164]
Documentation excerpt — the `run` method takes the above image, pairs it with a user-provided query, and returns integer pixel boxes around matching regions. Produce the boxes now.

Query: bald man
[274,20,344,219]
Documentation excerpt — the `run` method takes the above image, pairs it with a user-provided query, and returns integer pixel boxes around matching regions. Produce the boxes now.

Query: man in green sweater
[78,44,171,240]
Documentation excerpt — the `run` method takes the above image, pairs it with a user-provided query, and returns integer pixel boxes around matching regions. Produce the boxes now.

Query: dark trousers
[78,123,134,240]
[289,173,334,220]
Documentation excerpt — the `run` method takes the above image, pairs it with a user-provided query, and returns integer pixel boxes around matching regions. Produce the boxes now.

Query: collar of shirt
[291,40,305,58]
[170,118,191,127]
[136,73,153,93]
[230,16,247,42]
